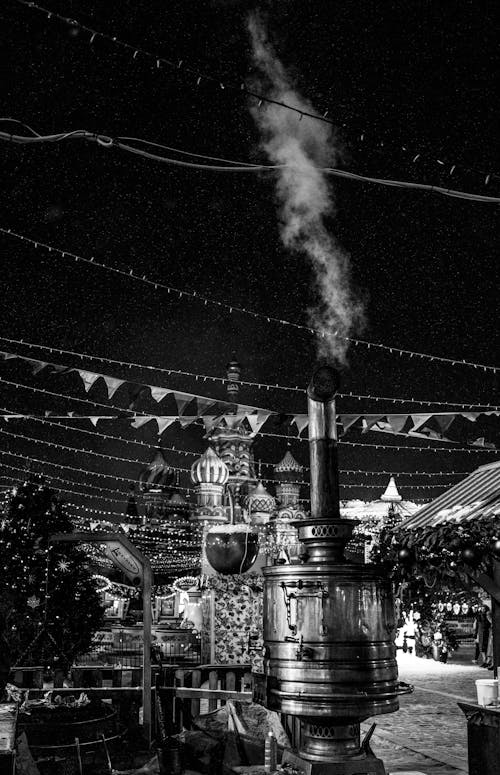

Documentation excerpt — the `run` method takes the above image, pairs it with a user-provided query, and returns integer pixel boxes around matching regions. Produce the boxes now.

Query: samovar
[262,365,400,774]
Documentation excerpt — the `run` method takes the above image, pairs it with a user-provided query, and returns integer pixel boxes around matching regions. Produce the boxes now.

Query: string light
[1,337,498,409]
[1,228,498,372]
[9,4,500,189]
[0,413,475,477]
[0,463,132,496]
[0,346,266,413]
[259,430,499,453]
[0,447,193,488]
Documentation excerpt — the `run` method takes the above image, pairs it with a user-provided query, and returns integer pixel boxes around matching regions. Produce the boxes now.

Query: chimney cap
[307,364,341,401]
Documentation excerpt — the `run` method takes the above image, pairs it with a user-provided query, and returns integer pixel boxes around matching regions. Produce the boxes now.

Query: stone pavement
[362,646,497,775]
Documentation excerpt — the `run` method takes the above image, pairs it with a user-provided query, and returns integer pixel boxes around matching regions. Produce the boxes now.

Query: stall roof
[401,460,500,529]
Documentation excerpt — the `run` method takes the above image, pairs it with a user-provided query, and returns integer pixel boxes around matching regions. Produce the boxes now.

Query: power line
[1,227,498,373]
[2,125,500,204]
[9,2,500,188]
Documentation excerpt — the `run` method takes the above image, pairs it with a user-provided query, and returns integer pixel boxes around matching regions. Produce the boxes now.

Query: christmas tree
[0,479,104,674]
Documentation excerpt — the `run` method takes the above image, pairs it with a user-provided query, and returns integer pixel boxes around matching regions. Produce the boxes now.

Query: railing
[9,663,300,750]
[78,639,200,668]
[9,664,254,738]
[158,664,254,733]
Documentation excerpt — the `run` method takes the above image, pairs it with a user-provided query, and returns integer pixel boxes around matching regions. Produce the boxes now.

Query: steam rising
[247,13,364,363]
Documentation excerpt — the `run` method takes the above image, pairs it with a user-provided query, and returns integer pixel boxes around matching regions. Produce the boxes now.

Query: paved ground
[361,645,498,775]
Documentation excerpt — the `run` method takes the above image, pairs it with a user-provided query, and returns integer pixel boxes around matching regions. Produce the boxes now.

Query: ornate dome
[165,490,190,519]
[274,450,303,477]
[191,446,229,486]
[139,449,175,492]
[244,481,276,514]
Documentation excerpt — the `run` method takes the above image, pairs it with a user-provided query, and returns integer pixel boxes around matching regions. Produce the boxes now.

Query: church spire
[226,354,241,407]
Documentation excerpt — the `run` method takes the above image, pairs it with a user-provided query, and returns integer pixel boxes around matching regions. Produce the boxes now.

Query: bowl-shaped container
[205,526,259,575]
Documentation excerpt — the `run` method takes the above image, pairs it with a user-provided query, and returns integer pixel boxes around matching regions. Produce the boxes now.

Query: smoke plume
[247,13,364,363]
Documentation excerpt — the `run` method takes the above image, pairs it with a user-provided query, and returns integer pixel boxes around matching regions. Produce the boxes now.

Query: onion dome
[164,490,190,522]
[245,481,276,514]
[380,476,402,503]
[274,450,303,479]
[138,449,175,492]
[191,446,229,486]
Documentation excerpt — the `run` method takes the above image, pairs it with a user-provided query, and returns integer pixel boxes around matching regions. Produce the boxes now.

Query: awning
[401,460,500,529]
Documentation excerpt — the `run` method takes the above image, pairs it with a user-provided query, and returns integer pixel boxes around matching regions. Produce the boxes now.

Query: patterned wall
[203,574,264,672]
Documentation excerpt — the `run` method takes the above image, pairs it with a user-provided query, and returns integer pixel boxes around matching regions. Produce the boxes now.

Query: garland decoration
[374,515,500,589]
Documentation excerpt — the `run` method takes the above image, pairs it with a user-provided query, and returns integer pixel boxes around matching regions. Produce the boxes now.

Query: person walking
[476,604,492,667]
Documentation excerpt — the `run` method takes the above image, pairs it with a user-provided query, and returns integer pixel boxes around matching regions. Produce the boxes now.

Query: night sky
[1,0,499,517]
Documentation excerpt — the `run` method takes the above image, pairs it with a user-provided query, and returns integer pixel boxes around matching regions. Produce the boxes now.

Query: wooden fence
[9,663,300,748]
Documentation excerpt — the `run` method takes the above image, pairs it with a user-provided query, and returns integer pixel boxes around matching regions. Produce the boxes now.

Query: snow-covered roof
[340,499,419,520]
[401,459,500,528]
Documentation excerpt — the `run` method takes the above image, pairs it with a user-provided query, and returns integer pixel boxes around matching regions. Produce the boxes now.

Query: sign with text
[104,541,143,586]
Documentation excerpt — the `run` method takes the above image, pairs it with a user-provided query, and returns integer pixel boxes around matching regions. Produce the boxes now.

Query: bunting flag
[130,416,154,429]
[156,417,177,434]
[174,392,194,415]
[0,348,498,446]
[103,375,125,399]
[150,386,171,402]
[291,414,309,435]
[77,370,102,392]
[0,348,270,416]
[289,412,499,447]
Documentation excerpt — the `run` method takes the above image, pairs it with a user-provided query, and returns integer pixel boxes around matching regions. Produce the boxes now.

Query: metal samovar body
[262,366,399,775]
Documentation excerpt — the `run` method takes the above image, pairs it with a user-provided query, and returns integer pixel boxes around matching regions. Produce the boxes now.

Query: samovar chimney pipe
[307,364,341,522]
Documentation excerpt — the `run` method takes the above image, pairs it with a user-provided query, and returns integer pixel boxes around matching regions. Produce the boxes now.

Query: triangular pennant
[433,416,456,434]
[131,416,153,429]
[245,412,271,434]
[128,384,148,410]
[339,414,362,433]
[178,416,197,428]
[387,414,409,434]
[292,414,309,435]
[361,415,385,433]
[460,412,480,422]
[76,369,101,392]
[410,414,433,433]
[202,416,217,433]
[50,364,72,374]
[26,359,48,375]
[89,417,100,427]
[173,391,194,415]
[103,376,125,399]
[150,386,171,403]
[196,397,217,415]
[222,414,247,430]
[0,351,17,360]
[156,417,177,435]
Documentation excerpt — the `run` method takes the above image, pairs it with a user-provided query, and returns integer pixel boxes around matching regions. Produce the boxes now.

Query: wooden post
[142,557,153,746]
[209,590,216,663]
[492,559,500,675]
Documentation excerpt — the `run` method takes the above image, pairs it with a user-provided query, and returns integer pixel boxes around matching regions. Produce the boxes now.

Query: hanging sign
[104,541,143,586]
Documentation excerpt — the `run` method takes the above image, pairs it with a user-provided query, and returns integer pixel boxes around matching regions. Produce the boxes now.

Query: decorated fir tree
[0,479,104,675]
